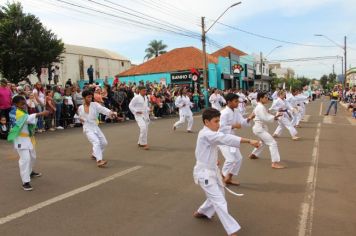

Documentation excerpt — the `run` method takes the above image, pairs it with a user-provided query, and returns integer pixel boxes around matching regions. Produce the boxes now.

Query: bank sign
[170,70,203,83]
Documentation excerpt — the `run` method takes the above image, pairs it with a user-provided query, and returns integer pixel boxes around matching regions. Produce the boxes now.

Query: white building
[32,44,131,85]
[269,63,295,79]
[253,53,271,91]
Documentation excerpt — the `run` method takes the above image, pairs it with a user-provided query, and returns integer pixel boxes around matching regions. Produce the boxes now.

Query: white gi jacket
[209,93,226,111]
[129,94,150,120]
[13,114,37,150]
[175,95,193,116]
[193,126,241,186]
[78,102,112,132]
[269,97,293,118]
[219,107,250,135]
[253,102,275,131]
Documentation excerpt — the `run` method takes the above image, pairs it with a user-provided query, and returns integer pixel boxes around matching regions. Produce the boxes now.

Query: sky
[1,0,355,79]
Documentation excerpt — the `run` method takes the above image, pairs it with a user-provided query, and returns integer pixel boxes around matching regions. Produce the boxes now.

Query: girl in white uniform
[193,108,260,236]
[78,90,117,167]
[209,89,226,111]
[249,92,285,169]
[129,86,151,150]
[219,93,254,186]
[173,88,194,132]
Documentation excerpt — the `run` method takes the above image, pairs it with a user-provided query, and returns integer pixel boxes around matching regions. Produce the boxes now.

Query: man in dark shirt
[87,65,94,84]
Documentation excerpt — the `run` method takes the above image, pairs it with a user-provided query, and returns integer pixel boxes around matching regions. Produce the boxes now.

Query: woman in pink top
[0,79,12,124]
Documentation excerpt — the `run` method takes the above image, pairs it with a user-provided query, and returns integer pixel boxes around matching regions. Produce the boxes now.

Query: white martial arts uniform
[12,113,37,184]
[209,93,226,111]
[129,94,150,145]
[219,107,250,178]
[174,95,194,131]
[78,102,112,161]
[294,94,309,126]
[251,102,281,162]
[271,91,279,100]
[269,97,298,137]
[236,92,247,116]
[193,126,242,235]
[248,92,258,108]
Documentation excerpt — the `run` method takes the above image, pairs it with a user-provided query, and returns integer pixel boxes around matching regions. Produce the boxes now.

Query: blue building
[118,46,255,91]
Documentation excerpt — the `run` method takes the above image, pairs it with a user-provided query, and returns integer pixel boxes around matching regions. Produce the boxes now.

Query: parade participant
[7,95,50,191]
[248,92,285,169]
[294,90,309,127]
[271,88,280,100]
[236,89,247,116]
[129,86,151,150]
[269,90,300,140]
[209,88,226,111]
[248,89,258,108]
[78,90,117,167]
[173,87,194,133]
[219,93,255,186]
[193,108,260,236]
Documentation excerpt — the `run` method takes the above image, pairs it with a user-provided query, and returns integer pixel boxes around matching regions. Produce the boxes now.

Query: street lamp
[201,2,241,101]
[314,34,347,87]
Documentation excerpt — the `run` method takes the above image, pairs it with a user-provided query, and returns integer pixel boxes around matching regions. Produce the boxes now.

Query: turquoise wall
[119,72,171,84]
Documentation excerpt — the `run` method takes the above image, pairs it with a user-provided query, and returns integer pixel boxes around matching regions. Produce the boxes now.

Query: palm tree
[144,40,167,60]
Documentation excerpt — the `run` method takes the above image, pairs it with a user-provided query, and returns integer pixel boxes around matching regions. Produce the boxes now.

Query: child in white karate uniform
[78,90,117,167]
[173,87,194,132]
[8,96,49,191]
[193,108,260,236]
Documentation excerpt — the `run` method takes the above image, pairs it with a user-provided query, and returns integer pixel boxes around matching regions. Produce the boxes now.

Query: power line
[52,0,202,40]
[270,56,342,63]
[85,0,201,38]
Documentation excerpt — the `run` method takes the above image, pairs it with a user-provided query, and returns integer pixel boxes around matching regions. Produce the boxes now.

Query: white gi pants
[219,146,243,177]
[85,128,108,161]
[136,116,149,145]
[252,125,281,163]
[17,149,36,183]
[273,116,298,137]
[174,114,193,131]
[197,180,241,235]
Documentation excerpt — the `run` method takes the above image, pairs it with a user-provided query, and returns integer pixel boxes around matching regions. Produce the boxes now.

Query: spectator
[53,86,64,129]
[63,88,74,127]
[65,78,72,87]
[33,82,46,132]
[45,90,56,131]
[72,86,83,109]
[0,79,12,123]
[325,86,339,116]
[26,93,38,114]
[0,116,9,140]
[87,65,94,84]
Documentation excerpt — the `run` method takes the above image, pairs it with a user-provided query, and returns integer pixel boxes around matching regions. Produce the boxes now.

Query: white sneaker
[56,126,64,130]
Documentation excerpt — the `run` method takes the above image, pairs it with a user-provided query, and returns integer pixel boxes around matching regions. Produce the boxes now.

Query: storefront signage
[170,70,203,83]
[232,64,244,74]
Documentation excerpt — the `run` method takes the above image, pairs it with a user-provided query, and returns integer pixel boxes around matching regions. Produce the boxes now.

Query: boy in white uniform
[78,90,117,167]
[209,89,226,111]
[248,92,285,169]
[173,87,194,132]
[269,90,300,140]
[193,108,260,236]
[219,93,254,186]
[129,86,151,150]
[8,96,49,191]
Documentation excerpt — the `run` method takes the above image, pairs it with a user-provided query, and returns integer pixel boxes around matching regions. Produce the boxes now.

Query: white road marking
[322,116,333,124]
[319,102,323,116]
[298,122,321,236]
[346,117,356,126]
[0,166,142,225]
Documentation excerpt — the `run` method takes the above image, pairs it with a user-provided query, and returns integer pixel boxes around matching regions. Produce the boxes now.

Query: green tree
[0,2,64,83]
[320,74,328,89]
[144,40,167,60]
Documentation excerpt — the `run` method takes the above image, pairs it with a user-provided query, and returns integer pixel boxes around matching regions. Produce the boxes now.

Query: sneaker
[56,126,64,130]
[30,171,42,178]
[22,182,33,191]
[49,128,56,131]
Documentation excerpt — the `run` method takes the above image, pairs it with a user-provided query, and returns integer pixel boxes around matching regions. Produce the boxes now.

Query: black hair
[257,92,267,101]
[225,93,239,102]
[202,108,220,123]
[12,95,26,105]
[82,90,94,98]
[138,86,146,91]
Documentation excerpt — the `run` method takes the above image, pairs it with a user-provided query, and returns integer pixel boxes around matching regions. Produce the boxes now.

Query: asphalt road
[0,98,355,236]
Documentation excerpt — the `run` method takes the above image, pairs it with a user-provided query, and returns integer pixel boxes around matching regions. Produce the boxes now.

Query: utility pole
[201,17,207,90]
[344,36,347,87]
[341,57,344,76]
[332,64,335,75]
[260,51,263,89]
